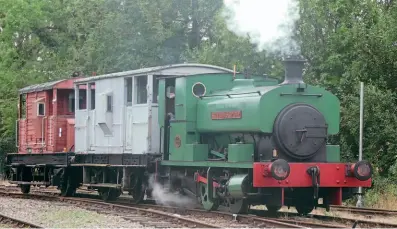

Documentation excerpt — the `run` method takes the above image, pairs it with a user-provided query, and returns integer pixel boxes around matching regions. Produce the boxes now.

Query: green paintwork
[158,73,277,129]
[326,145,340,162]
[196,82,340,134]
[160,160,253,168]
[168,121,206,161]
[210,150,225,159]
[228,143,254,162]
[157,79,166,127]
[157,70,343,168]
[252,76,279,87]
[226,174,249,199]
[164,73,278,161]
[184,144,209,161]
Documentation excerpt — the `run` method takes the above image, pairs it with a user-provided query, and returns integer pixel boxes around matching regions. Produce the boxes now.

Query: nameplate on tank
[211,110,242,120]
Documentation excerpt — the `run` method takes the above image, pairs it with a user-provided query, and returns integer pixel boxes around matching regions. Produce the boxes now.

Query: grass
[360,181,397,210]
[342,176,397,210]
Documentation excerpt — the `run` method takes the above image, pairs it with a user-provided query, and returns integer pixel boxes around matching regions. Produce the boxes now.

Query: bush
[0,138,16,175]
[364,177,397,210]
[344,174,397,210]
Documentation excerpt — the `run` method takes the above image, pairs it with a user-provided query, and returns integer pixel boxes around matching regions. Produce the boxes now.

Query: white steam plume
[148,175,195,208]
[222,0,300,55]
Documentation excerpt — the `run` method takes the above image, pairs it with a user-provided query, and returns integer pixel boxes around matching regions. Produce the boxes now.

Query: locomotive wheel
[295,204,314,216]
[99,188,121,201]
[266,205,282,213]
[20,184,31,194]
[227,198,249,214]
[199,183,219,211]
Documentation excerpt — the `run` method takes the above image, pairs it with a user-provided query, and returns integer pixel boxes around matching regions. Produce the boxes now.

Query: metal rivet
[336,166,339,170]
[344,180,347,183]
[336,180,340,184]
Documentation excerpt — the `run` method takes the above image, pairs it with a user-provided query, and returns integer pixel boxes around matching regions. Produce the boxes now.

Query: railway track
[256,209,397,228]
[308,213,397,228]
[1,184,397,228]
[0,212,42,228]
[330,204,397,216]
[0,191,218,228]
[116,202,342,228]
[0,187,340,228]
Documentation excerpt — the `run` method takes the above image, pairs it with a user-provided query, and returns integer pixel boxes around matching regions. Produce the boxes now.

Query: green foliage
[336,79,397,173]
[0,137,15,175]
[363,175,397,209]
[297,0,397,175]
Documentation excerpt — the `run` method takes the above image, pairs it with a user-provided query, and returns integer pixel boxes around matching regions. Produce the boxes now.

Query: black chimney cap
[281,55,307,84]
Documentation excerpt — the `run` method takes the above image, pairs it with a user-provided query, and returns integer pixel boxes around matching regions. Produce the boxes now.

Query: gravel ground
[0,196,144,228]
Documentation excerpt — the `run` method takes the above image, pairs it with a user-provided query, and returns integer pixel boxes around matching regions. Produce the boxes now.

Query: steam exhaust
[147,175,196,208]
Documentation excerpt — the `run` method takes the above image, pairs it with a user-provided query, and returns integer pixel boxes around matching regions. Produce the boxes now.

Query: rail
[0,190,220,228]
[0,212,42,228]
[330,205,397,215]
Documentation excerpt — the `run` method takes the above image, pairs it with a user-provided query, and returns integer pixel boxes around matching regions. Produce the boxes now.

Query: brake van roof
[73,63,234,84]
[19,77,82,94]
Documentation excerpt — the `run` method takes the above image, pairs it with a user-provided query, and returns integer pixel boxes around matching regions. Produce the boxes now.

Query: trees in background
[1,0,397,178]
[297,0,397,176]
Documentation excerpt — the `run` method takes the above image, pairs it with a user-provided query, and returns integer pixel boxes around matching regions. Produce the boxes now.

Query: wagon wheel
[18,167,31,194]
[146,188,153,199]
[129,177,145,204]
[20,184,31,194]
[98,188,121,201]
[59,170,76,197]
[60,183,76,197]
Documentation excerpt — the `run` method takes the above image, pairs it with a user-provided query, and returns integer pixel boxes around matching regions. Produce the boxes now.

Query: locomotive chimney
[281,55,306,84]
